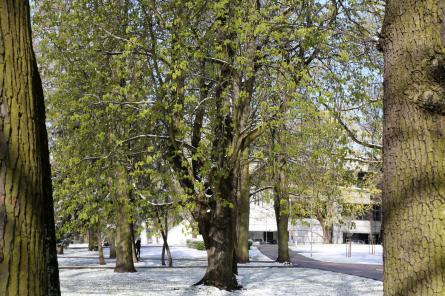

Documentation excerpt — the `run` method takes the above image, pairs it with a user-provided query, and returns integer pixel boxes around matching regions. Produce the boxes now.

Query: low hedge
[248,239,253,250]
[186,239,206,250]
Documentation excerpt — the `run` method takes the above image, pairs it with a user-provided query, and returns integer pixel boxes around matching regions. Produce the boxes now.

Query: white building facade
[249,187,382,245]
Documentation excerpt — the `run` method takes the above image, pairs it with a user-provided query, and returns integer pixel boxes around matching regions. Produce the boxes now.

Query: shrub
[195,241,205,250]
[248,239,253,250]
[186,239,206,250]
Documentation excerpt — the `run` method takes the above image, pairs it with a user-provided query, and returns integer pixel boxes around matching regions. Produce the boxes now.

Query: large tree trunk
[236,148,250,263]
[115,205,136,272]
[113,166,136,273]
[381,1,445,295]
[0,1,60,295]
[196,174,239,290]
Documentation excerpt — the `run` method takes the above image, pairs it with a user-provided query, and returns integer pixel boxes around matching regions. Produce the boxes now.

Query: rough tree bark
[196,170,239,290]
[236,145,250,263]
[380,1,445,295]
[113,165,136,273]
[0,1,60,295]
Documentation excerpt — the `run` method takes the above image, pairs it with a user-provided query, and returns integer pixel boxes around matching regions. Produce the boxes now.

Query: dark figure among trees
[135,239,141,260]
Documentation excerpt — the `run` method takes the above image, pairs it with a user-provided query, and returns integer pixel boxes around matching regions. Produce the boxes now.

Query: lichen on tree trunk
[381,0,445,294]
[0,1,60,295]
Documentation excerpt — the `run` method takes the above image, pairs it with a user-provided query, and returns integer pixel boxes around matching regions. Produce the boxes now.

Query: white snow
[59,245,271,267]
[58,245,382,295]
[59,267,382,296]
[291,244,383,265]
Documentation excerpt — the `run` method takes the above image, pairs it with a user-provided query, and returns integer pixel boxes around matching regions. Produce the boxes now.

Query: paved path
[258,244,383,281]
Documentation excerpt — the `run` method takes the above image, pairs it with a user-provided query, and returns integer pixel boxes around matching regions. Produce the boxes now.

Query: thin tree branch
[249,186,273,197]
[322,103,382,150]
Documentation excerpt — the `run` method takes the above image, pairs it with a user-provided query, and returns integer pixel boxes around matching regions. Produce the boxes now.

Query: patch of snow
[291,244,383,265]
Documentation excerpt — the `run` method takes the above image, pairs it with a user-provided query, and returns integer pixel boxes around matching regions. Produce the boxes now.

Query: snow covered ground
[58,245,383,295]
[58,245,270,267]
[291,244,383,265]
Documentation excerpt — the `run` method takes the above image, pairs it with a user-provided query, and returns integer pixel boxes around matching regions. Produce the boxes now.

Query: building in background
[248,186,382,245]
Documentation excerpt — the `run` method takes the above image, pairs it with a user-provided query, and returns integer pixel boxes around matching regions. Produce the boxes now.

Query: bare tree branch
[249,186,273,197]
[322,103,382,150]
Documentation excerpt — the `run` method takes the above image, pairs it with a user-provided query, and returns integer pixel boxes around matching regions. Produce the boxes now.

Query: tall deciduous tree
[0,1,60,295]
[381,0,445,295]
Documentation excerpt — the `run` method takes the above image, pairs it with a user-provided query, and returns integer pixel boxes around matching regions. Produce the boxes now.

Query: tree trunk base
[276,258,290,264]
[114,266,136,273]
[193,274,242,291]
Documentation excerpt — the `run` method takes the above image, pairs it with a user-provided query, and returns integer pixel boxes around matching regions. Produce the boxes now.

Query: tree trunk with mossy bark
[380,1,445,295]
[113,165,136,273]
[0,1,60,295]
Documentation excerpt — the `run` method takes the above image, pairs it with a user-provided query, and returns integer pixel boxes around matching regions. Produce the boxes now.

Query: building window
[372,204,381,221]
